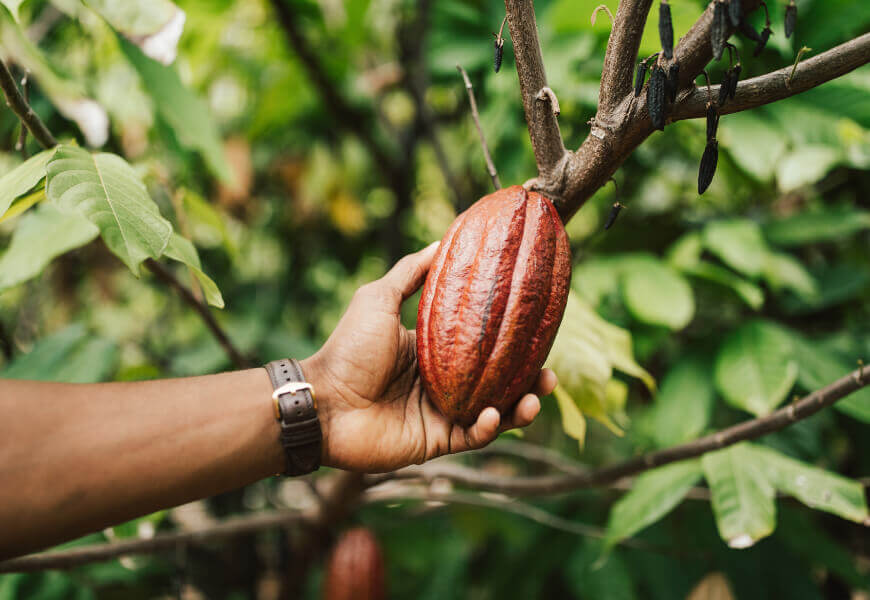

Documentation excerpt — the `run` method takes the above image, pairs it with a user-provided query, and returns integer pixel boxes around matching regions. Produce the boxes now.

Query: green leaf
[749,444,868,523]
[643,356,714,448]
[620,256,694,330]
[764,205,870,247]
[702,219,769,279]
[702,443,776,548]
[788,331,870,424]
[85,0,184,64]
[45,145,172,274]
[565,539,637,600]
[1,325,117,382]
[553,385,586,450]
[603,459,703,551]
[119,38,232,181]
[714,320,798,416]
[665,231,703,270]
[0,148,54,218]
[0,0,25,21]
[163,233,225,308]
[762,252,818,300]
[680,260,765,310]
[0,204,99,292]
[777,146,842,192]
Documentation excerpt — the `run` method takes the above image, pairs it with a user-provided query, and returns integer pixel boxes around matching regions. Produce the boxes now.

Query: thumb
[379,241,440,301]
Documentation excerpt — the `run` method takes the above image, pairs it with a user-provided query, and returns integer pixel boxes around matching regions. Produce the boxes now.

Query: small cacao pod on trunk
[323,527,386,600]
[416,185,571,426]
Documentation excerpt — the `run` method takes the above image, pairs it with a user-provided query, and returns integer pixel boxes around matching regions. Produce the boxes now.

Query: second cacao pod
[417,185,571,425]
[323,527,386,600]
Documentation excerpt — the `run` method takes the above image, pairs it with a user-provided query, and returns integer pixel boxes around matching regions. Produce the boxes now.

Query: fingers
[378,241,440,302]
[450,407,501,453]
[500,394,541,432]
[534,368,558,396]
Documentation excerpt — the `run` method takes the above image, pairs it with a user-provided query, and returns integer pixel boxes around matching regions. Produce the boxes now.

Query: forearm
[0,368,286,559]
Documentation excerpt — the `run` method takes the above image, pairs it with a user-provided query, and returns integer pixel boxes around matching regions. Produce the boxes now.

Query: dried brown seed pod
[718,69,732,107]
[753,26,772,56]
[785,0,797,38]
[604,202,624,230]
[729,64,741,99]
[728,0,742,27]
[647,65,667,131]
[706,102,719,142]
[711,1,727,61]
[634,60,648,97]
[738,20,763,42]
[698,139,719,194]
[659,0,674,60]
[494,39,504,73]
[667,62,680,102]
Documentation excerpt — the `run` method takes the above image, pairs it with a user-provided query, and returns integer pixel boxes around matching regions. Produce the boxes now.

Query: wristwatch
[264,358,322,476]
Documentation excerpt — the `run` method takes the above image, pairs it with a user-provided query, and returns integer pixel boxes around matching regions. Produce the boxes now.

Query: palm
[307,244,553,473]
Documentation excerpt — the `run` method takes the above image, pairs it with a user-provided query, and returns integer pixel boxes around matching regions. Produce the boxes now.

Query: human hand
[300,242,557,473]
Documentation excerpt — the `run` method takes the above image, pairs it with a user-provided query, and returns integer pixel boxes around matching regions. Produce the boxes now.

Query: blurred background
[0,0,869,598]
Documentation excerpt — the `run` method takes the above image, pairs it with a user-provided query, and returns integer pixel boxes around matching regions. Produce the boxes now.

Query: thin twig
[787,46,813,87]
[672,33,868,120]
[378,365,870,496]
[15,70,30,158]
[456,64,501,190]
[145,259,251,369]
[0,58,57,149]
[591,4,615,26]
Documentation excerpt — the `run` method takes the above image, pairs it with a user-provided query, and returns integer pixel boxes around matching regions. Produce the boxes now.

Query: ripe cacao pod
[416,185,571,426]
[323,527,386,600]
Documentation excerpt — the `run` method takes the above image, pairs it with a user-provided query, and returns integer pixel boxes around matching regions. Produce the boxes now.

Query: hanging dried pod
[738,21,763,43]
[706,103,719,142]
[729,63,741,99]
[667,62,680,102]
[647,65,667,131]
[698,139,719,194]
[785,0,797,38]
[634,60,649,97]
[659,0,674,60]
[728,0,742,27]
[711,1,728,61]
[604,202,624,230]
[753,26,772,56]
[494,39,504,73]
[718,69,732,107]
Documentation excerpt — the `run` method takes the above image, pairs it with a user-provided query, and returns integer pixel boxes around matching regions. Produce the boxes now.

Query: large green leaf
[603,459,703,551]
[0,204,98,292]
[714,320,798,416]
[788,331,870,423]
[620,256,694,330]
[45,145,172,273]
[119,38,231,181]
[749,444,868,523]
[763,205,870,247]
[163,233,224,308]
[1,325,117,382]
[85,0,184,64]
[762,252,818,300]
[565,539,637,600]
[702,219,769,279]
[642,355,714,448]
[702,443,776,548]
[0,149,54,218]
[776,146,842,192]
[0,0,25,20]
[553,385,586,450]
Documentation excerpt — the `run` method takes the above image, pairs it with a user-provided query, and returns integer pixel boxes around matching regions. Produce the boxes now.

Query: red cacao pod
[416,185,571,426]
[323,527,386,600]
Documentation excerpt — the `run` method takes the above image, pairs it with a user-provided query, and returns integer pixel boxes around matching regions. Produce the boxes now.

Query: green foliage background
[0,0,869,597]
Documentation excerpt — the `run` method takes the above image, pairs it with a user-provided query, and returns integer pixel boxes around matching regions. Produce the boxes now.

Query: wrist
[298,354,335,469]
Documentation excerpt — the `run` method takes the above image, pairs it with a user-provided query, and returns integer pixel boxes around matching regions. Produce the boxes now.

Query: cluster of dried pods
[634,0,800,195]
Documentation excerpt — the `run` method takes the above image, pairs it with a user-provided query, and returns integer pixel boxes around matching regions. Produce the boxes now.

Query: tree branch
[376,364,870,496]
[671,32,870,120]
[0,58,57,149]
[457,65,501,190]
[504,0,567,181]
[597,0,654,117]
[145,259,251,369]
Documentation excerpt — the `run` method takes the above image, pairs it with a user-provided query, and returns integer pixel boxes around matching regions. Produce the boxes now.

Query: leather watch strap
[264,358,322,476]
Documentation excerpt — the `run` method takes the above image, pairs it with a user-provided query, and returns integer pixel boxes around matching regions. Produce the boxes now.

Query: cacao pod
[323,527,386,600]
[416,185,571,426]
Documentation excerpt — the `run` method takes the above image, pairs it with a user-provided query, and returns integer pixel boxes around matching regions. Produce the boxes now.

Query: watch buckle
[272,381,316,406]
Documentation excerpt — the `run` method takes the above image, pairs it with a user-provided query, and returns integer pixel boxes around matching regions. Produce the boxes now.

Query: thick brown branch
[597,0,654,116]
[504,0,566,179]
[145,259,251,369]
[457,65,501,190]
[0,58,57,149]
[380,364,870,496]
[672,32,870,120]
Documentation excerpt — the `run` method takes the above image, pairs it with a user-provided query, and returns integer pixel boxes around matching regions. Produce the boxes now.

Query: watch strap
[265,358,322,476]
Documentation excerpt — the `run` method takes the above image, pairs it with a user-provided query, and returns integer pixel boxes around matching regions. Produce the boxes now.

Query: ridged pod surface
[416,185,571,426]
[323,528,386,600]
